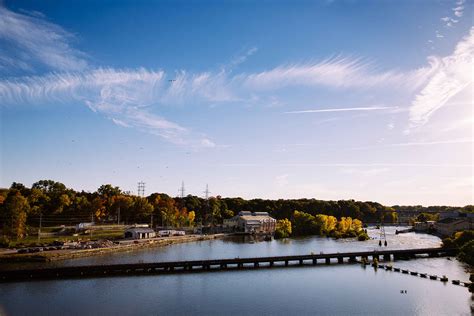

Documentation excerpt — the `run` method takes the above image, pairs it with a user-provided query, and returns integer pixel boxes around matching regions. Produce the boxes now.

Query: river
[0,227,472,315]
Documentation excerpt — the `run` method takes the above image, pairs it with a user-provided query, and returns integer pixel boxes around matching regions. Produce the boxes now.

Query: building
[124,227,156,239]
[158,230,186,237]
[435,217,473,237]
[224,211,276,234]
[413,221,436,232]
[75,222,93,231]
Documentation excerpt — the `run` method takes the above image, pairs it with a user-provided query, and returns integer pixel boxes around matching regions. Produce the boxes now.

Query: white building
[124,227,156,239]
[224,211,276,234]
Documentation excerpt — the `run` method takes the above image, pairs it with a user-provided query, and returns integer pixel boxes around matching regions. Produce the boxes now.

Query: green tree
[2,190,30,239]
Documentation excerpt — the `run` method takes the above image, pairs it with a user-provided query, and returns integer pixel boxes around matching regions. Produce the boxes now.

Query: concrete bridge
[0,247,455,282]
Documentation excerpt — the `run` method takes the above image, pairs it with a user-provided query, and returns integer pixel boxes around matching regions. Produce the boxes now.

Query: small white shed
[124,227,156,239]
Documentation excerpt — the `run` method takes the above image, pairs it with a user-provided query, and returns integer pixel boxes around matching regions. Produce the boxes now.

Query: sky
[0,0,472,206]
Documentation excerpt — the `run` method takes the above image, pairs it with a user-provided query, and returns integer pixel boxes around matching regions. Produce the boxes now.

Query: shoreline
[0,234,226,263]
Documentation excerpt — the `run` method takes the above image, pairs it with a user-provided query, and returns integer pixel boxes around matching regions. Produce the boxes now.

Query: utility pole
[150,214,154,229]
[90,213,94,239]
[203,184,210,232]
[38,213,42,243]
[117,206,121,225]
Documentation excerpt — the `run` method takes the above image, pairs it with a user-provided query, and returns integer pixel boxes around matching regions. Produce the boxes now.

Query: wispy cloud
[0,68,214,146]
[284,106,397,114]
[453,4,464,17]
[440,0,465,28]
[0,6,87,72]
[1,5,470,146]
[228,47,258,70]
[409,27,473,127]
[242,56,431,91]
[348,138,473,151]
[223,163,472,168]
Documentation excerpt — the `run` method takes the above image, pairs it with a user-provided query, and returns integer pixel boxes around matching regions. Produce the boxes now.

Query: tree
[187,211,196,227]
[111,195,134,223]
[131,197,153,222]
[275,219,292,239]
[2,190,30,239]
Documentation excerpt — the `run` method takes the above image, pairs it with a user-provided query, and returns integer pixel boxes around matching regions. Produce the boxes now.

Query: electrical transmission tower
[204,184,210,200]
[203,184,211,228]
[178,181,185,198]
[137,181,146,197]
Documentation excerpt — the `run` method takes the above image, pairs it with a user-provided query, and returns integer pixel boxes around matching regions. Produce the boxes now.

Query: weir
[0,247,455,282]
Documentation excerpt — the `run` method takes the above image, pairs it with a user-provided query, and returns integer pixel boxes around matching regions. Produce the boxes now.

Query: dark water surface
[0,227,472,315]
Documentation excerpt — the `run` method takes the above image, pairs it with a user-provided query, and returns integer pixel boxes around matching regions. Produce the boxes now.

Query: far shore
[0,234,226,263]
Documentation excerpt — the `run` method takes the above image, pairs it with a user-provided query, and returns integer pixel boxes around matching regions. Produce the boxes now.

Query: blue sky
[0,0,472,206]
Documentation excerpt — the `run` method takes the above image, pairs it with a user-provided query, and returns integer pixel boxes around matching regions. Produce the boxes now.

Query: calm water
[0,227,472,315]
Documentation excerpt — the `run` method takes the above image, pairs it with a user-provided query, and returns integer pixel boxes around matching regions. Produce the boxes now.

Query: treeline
[0,180,472,240]
[395,204,473,214]
[291,211,368,240]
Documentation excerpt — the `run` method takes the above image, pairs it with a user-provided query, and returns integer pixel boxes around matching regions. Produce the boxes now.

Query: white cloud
[409,28,473,127]
[242,56,431,91]
[222,162,472,168]
[228,47,258,69]
[0,6,87,72]
[111,118,130,128]
[453,5,464,17]
[285,106,397,114]
[0,68,213,146]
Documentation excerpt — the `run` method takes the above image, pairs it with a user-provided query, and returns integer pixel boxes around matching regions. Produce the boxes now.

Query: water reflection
[0,227,471,315]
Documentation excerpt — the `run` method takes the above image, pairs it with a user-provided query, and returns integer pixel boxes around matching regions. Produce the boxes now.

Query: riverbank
[0,234,226,263]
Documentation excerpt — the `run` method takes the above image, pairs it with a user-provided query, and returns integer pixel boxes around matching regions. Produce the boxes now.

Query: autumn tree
[2,190,30,239]
[275,219,292,239]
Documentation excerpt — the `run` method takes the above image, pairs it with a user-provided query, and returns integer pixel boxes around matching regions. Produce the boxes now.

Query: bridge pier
[383,254,391,261]
[269,261,274,267]
[313,258,317,265]
[220,264,227,269]
[325,258,330,265]
[372,255,379,261]
[237,263,243,269]
[348,256,356,263]
[254,262,259,268]
[285,260,289,266]
[338,257,343,264]
[299,259,304,265]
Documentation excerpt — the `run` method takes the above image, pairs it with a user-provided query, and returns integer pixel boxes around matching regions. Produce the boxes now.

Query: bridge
[0,247,455,282]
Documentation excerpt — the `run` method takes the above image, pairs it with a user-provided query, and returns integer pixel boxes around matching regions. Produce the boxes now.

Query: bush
[0,236,12,248]
[458,240,474,266]
[357,230,370,241]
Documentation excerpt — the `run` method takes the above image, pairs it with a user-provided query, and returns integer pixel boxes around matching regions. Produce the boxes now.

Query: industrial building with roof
[224,211,276,234]
[435,217,473,237]
[124,227,156,239]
